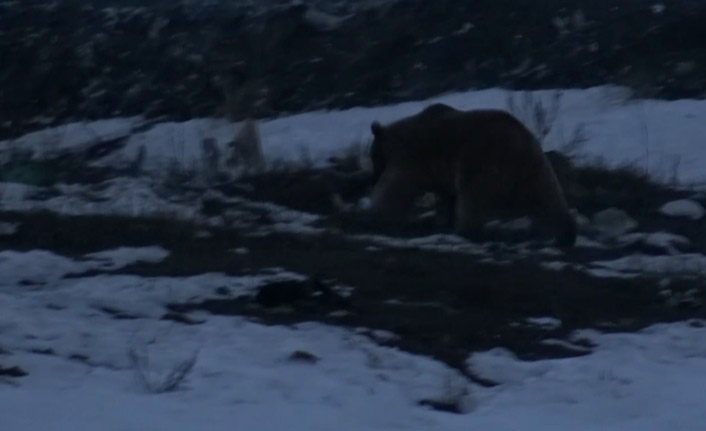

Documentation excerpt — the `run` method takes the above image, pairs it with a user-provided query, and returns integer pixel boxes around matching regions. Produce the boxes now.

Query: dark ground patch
[0,365,28,378]
[0,210,199,258]
[3,157,706,378]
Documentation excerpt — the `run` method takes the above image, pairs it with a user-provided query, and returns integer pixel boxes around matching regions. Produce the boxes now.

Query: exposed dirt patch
[0,365,28,378]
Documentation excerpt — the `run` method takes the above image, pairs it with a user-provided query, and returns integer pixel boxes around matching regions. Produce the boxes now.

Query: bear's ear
[370,121,385,138]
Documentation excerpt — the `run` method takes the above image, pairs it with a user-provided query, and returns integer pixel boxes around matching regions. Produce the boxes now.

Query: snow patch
[0,221,19,236]
[83,246,170,270]
[659,199,705,220]
[526,317,562,329]
[0,246,169,287]
[592,208,637,239]
[592,253,706,277]
[617,231,690,255]
[465,323,706,429]
[0,178,199,220]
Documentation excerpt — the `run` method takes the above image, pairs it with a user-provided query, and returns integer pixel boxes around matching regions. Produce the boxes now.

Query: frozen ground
[2,247,706,430]
[2,86,706,429]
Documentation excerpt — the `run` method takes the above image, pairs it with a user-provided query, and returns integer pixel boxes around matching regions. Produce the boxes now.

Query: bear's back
[394,107,537,150]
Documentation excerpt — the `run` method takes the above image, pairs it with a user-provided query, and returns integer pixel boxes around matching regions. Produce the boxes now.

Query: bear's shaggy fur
[368,103,577,247]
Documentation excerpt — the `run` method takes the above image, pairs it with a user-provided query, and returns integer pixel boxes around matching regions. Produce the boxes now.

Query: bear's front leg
[369,168,421,221]
[453,192,490,241]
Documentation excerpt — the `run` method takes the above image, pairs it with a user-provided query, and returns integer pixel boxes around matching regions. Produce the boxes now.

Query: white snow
[0,247,475,429]
[0,247,169,287]
[4,310,706,430]
[3,246,706,430]
[592,253,706,278]
[659,199,706,220]
[1,321,475,431]
[466,322,706,430]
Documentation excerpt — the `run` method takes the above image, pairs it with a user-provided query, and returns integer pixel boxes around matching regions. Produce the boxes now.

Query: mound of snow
[466,322,706,430]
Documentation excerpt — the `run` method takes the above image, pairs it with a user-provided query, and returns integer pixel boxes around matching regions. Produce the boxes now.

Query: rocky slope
[2,0,705,139]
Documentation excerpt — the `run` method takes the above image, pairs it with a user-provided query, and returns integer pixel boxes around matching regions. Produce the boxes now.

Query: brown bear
[368,103,577,247]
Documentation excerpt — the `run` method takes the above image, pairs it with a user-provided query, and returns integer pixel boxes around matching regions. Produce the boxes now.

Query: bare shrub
[128,144,146,177]
[226,118,266,175]
[164,132,191,178]
[128,341,199,394]
[552,121,589,158]
[667,155,681,187]
[506,90,589,159]
[297,144,314,169]
[200,137,222,185]
[505,90,562,145]
[329,140,369,172]
[163,158,196,190]
[416,368,475,414]
[214,61,270,121]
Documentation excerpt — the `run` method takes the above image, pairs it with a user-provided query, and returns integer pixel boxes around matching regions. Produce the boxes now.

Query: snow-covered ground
[3,86,706,429]
[4,85,706,186]
[2,247,706,430]
[0,248,706,431]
